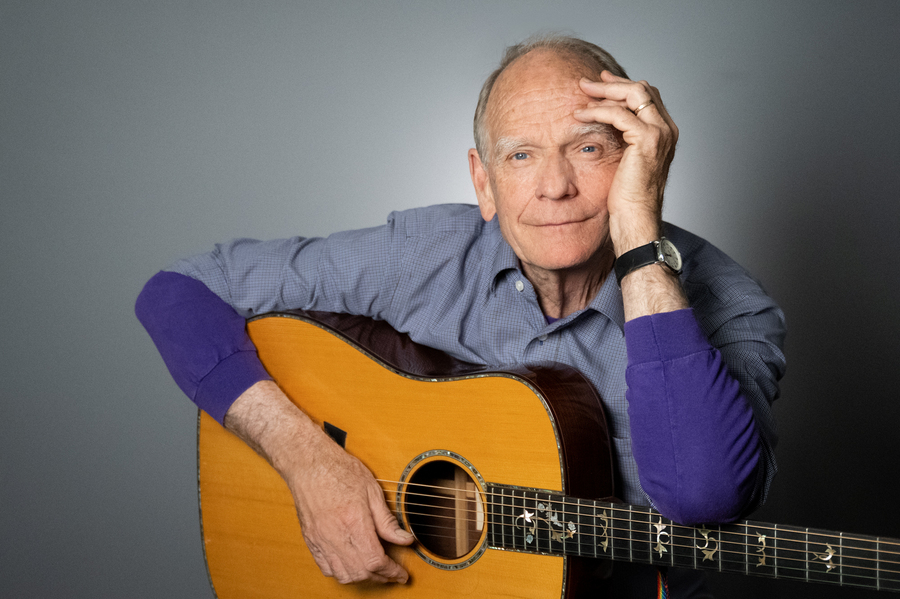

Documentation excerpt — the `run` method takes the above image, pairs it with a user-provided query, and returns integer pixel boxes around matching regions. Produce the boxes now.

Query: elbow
[640,440,762,525]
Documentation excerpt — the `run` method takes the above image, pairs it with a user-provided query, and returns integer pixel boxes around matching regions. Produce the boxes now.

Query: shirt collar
[588,269,626,331]
[485,217,520,290]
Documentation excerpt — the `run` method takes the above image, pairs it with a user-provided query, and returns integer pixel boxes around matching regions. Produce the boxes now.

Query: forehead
[486,50,595,140]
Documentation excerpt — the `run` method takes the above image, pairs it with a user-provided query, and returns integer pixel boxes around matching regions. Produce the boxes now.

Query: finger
[574,103,654,142]
[580,73,647,101]
[600,69,628,84]
[580,75,668,121]
[645,84,679,142]
[307,526,404,585]
[362,549,409,584]
[305,540,335,578]
[340,508,409,583]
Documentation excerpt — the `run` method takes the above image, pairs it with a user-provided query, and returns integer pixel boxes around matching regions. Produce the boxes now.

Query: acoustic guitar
[198,310,900,597]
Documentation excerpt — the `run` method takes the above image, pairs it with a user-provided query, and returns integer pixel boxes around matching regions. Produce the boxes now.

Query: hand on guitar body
[223,380,414,584]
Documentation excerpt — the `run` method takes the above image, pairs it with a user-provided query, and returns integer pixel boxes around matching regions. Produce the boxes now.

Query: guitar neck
[487,484,900,593]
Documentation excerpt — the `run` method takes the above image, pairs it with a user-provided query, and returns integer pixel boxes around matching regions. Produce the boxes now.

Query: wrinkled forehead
[485,49,598,139]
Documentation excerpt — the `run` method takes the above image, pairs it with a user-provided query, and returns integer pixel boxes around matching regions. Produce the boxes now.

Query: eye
[512,152,528,160]
[581,145,597,153]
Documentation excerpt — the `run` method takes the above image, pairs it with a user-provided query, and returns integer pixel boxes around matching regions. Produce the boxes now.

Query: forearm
[625,309,762,524]
[224,380,326,477]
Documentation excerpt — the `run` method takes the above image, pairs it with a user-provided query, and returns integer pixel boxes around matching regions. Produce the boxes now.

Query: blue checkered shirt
[169,203,785,507]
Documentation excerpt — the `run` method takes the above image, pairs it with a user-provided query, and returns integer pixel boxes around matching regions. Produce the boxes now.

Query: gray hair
[473,34,629,164]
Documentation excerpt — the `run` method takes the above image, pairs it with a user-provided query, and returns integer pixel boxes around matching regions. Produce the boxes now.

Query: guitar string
[391,505,900,580]
[379,479,900,551]
[398,524,900,582]
[392,511,900,581]
[391,504,900,586]
[397,498,900,571]
[393,518,899,585]
[380,478,900,552]
[377,480,900,570]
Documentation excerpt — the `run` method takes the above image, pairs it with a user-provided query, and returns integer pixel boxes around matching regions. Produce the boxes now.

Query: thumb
[368,487,415,546]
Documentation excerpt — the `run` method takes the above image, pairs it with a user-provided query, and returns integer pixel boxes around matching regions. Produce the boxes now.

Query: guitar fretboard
[486,484,900,593]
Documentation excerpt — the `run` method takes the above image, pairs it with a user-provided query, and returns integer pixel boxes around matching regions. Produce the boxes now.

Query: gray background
[2,1,899,597]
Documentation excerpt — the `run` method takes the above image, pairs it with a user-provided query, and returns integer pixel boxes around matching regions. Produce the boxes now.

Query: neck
[523,247,615,319]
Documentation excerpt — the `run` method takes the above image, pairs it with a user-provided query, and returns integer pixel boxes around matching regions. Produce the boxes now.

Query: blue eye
[513,152,528,160]
[581,145,596,153]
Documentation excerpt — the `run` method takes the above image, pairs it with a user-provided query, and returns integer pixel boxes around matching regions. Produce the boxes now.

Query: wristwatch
[614,237,683,286]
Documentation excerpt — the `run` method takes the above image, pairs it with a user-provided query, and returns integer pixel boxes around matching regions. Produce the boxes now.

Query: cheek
[492,173,533,216]
[575,162,617,198]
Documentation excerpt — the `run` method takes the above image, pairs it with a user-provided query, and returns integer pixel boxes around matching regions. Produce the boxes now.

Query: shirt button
[515,280,524,292]
[538,334,548,342]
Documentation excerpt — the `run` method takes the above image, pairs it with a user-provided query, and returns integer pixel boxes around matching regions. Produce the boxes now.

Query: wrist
[608,210,662,257]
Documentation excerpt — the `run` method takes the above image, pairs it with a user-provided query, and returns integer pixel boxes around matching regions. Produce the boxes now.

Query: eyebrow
[567,123,621,148]
[492,123,621,159]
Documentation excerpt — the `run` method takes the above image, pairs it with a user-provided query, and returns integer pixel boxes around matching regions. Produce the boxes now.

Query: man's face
[470,50,623,278]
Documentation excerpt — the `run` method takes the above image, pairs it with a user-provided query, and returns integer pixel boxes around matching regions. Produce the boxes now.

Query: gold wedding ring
[633,101,654,116]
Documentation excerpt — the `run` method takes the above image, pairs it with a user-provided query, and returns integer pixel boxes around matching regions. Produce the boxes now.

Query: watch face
[659,238,683,271]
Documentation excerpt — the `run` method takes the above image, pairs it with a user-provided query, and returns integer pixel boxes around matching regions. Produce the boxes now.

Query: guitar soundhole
[404,459,484,560]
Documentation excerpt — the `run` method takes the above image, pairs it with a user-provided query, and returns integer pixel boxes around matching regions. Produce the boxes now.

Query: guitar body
[199,311,614,598]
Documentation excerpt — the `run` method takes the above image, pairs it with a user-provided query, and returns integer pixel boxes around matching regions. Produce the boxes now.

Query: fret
[670,521,697,570]
[503,486,512,549]
[806,528,842,586]
[742,520,776,578]
[772,524,806,580]
[717,522,746,575]
[690,523,728,573]
[745,521,751,576]
[514,489,528,552]
[629,506,654,566]
[488,484,496,548]
[607,503,631,564]
[878,537,900,592]
[498,485,515,551]
[650,513,675,567]
[574,497,590,558]
[772,525,781,577]
[501,485,512,550]
[536,492,547,553]
[595,500,614,561]
[487,485,495,547]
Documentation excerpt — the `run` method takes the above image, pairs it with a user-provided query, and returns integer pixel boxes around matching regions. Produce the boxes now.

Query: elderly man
[137,35,785,596]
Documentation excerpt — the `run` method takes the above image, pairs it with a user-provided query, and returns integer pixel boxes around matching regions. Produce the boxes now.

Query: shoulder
[665,223,766,299]
[665,223,785,335]
[386,204,487,237]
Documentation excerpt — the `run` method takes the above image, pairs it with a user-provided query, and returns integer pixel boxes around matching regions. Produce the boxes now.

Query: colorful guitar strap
[656,567,669,599]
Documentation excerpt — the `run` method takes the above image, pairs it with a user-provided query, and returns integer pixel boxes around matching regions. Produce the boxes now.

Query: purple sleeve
[135,271,272,424]
[625,308,761,525]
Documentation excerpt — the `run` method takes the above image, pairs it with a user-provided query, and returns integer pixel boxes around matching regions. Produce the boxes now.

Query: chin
[529,250,599,273]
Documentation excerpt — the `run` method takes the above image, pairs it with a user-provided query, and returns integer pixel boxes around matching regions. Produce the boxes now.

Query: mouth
[531,217,591,227]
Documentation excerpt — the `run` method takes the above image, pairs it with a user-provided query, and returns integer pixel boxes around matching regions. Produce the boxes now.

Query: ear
[468,148,496,222]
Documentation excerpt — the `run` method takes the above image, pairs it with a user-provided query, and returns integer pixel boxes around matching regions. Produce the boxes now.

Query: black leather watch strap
[614,238,682,286]
[614,241,660,286]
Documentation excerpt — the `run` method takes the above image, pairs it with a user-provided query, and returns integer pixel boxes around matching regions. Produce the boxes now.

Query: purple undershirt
[136,270,760,524]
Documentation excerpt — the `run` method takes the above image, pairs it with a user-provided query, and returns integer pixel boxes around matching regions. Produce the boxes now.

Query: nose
[535,152,576,201]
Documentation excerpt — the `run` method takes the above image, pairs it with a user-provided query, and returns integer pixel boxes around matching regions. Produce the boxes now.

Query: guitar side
[198,311,613,599]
